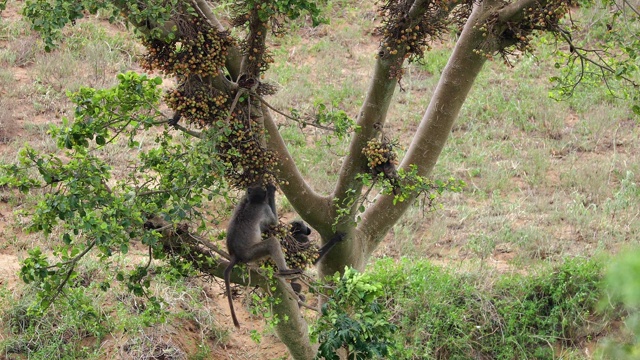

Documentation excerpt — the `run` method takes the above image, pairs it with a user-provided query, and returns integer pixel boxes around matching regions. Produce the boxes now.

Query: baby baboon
[289,220,345,265]
[290,220,312,245]
[224,184,300,328]
[288,220,345,305]
[288,220,312,304]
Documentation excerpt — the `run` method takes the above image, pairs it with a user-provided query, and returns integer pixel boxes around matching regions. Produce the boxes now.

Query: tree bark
[272,279,316,360]
[263,105,333,231]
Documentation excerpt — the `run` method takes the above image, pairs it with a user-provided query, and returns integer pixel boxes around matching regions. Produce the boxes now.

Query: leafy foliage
[0,283,110,358]
[21,0,185,51]
[231,0,327,29]
[600,248,640,358]
[311,267,397,360]
[370,258,607,359]
[0,71,228,310]
[547,0,640,113]
[0,260,222,359]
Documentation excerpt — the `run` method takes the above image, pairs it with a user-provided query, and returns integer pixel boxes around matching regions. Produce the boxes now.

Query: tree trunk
[359,0,495,253]
[272,279,316,360]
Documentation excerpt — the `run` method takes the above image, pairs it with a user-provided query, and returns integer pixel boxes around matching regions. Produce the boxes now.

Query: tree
[1,0,638,358]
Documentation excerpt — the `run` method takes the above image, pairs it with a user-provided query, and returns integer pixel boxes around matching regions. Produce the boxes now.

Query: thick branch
[359,1,493,253]
[272,279,316,360]
[409,0,434,16]
[331,51,398,220]
[147,216,268,287]
[190,0,225,30]
[262,104,332,231]
[241,11,269,77]
[497,0,542,22]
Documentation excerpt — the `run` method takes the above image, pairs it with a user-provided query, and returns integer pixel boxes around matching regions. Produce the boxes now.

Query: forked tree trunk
[358,0,495,253]
[274,2,500,358]
[125,1,529,358]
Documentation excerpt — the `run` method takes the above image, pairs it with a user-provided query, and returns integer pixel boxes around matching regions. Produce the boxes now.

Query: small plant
[0,285,109,359]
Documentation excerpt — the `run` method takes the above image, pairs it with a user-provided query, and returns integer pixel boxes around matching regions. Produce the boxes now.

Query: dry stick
[255,94,336,132]
[186,232,231,260]
[225,82,337,132]
[224,88,248,125]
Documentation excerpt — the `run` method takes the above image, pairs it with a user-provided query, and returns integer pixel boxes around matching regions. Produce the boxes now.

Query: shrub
[370,257,606,359]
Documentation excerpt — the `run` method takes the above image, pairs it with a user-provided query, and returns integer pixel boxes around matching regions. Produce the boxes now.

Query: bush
[312,267,397,360]
[369,257,607,359]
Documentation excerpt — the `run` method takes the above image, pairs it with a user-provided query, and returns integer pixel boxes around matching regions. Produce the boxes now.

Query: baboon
[224,184,300,328]
[167,111,181,126]
[289,220,345,265]
[288,220,345,304]
[289,220,311,244]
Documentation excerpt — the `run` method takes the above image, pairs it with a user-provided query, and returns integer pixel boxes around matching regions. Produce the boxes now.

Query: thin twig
[255,94,336,132]
[225,88,248,124]
[172,123,204,138]
[186,232,231,260]
[43,240,97,309]
[557,30,638,87]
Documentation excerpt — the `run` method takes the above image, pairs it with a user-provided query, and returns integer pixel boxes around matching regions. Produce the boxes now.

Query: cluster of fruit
[217,116,280,188]
[140,18,230,78]
[362,138,398,172]
[376,0,456,64]
[262,222,318,270]
[164,82,228,128]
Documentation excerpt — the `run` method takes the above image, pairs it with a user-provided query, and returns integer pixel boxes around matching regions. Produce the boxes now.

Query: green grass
[0,258,226,360]
[370,257,613,360]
